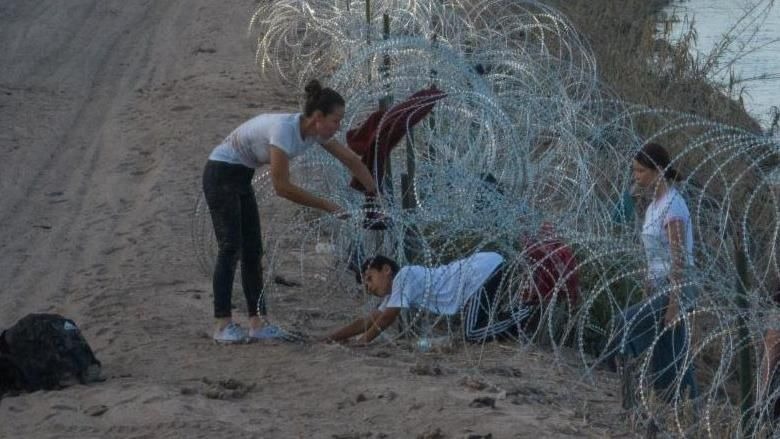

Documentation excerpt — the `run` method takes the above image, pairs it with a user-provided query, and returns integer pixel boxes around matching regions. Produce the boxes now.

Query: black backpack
[0,313,101,396]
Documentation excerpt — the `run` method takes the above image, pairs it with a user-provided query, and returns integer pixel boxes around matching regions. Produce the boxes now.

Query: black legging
[202,160,265,318]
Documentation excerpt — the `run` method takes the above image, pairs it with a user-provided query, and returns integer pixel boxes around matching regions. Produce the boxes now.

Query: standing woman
[611,142,697,402]
[203,80,377,343]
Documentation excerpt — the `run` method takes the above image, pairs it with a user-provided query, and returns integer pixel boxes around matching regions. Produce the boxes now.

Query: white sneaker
[213,322,248,344]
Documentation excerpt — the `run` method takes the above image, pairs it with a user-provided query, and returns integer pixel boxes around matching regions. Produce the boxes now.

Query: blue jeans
[611,290,698,401]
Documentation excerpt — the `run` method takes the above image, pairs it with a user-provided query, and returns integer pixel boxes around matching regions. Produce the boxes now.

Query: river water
[663,0,780,129]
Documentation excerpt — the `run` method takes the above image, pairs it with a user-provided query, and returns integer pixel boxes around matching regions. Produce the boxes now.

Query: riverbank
[551,0,763,133]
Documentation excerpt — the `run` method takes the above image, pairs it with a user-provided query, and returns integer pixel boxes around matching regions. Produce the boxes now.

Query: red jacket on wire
[347,87,447,193]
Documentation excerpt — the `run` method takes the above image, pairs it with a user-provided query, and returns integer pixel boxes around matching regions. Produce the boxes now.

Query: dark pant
[462,265,533,342]
[609,293,697,400]
[202,160,265,318]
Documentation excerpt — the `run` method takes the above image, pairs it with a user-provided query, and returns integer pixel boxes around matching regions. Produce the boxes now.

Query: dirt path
[0,1,633,437]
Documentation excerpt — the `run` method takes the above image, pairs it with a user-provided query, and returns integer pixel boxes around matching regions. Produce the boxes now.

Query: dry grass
[547,0,762,134]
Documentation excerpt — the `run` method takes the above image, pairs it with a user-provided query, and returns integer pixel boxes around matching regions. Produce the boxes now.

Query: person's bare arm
[665,219,686,324]
[269,146,340,213]
[324,308,401,344]
[320,139,378,194]
[324,310,383,342]
[355,308,401,344]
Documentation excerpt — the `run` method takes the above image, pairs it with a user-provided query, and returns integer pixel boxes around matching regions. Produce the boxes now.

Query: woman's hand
[270,147,347,213]
[321,139,378,194]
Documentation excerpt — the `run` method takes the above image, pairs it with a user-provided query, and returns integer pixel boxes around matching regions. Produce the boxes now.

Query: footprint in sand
[83,404,109,416]
[181,377,256,400]
[101,245,124,256]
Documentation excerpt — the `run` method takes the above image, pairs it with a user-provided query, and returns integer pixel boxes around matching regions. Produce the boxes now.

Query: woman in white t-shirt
[608,142,697,403]
[203,80,377,344]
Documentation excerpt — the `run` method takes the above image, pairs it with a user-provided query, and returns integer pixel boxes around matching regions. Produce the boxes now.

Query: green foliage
[570,242,646,357]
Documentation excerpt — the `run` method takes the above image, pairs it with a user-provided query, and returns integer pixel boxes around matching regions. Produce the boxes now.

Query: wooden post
[364,0,372,83]
[401,130,416,211]
[400,25,419,263]
[380,13,393,200]
[365,0,371,45]
[735,239,754,434]
[379,13,392,109]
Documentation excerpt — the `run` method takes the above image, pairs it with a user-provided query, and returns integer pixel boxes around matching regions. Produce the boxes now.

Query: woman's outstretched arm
[269,146,341,213]
[321,139,377,194]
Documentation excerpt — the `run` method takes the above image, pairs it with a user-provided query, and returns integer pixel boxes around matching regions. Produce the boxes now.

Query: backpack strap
[0,330,8,355]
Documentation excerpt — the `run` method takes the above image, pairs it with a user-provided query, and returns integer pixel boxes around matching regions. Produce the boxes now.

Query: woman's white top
[208,113,321,168]
[641,187,694,280]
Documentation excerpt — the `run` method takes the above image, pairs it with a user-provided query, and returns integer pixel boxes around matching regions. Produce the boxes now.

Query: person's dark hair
[303,79,345,117]
[634,142,682,181]
[360,255,400,278]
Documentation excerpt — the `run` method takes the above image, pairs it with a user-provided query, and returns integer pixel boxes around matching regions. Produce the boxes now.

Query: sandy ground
[0,1,635,437]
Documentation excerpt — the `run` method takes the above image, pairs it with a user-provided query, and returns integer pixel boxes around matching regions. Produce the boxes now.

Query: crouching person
[323,252,533,344]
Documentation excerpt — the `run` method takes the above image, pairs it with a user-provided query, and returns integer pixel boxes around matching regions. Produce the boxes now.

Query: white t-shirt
[379,252,504,315]
[641,187,694,280]
[208,113,322,168]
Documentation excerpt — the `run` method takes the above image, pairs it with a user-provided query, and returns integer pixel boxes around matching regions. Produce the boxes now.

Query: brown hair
[303,79,345,117]
[634,142,682,181]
